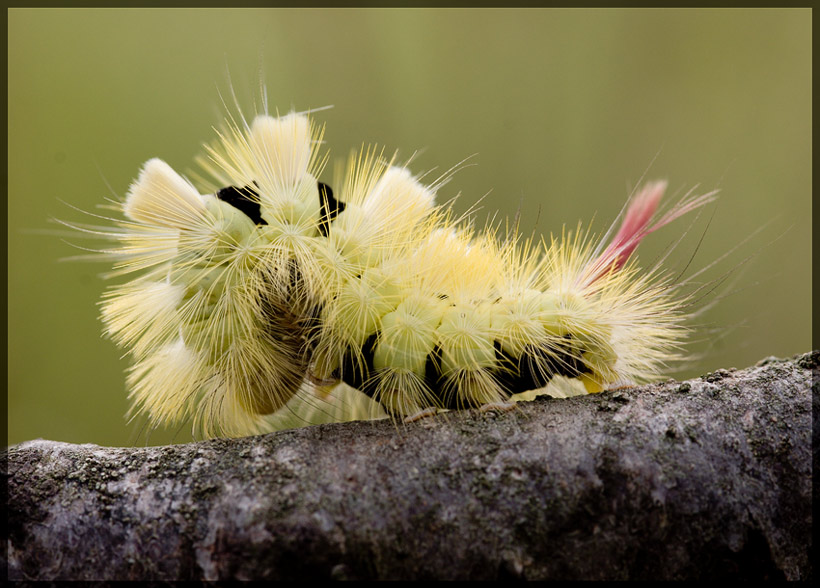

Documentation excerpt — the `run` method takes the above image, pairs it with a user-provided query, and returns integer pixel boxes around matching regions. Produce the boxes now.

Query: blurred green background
[8,8,811,447]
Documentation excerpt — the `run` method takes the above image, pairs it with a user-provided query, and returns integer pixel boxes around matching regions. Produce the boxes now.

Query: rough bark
[4,352,816,581]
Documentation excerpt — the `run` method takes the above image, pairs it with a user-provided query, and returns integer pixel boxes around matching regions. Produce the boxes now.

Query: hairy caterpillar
[75,103,716,439]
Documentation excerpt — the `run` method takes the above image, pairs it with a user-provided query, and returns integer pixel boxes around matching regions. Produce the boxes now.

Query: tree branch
[5,352,815,581]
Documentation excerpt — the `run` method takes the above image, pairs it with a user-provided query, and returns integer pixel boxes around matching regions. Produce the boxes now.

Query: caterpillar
[76,103,716,439]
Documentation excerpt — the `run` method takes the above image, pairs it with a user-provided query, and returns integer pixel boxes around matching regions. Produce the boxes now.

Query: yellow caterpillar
[81,105,715,439]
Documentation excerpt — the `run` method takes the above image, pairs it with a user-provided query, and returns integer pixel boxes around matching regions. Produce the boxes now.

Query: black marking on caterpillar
[424,345,444,399]
[494,336,591,394]
[216,184,267,225]
[218,180,344,237]
[338,332,379,396]
[526,336,589,380]
[318,181,345,237]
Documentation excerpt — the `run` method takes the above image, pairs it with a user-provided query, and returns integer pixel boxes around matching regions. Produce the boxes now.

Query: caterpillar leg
[478,401,517,414]
[403,407,441,423]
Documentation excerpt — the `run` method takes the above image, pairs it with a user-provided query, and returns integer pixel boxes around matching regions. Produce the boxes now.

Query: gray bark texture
[4,351,816,581]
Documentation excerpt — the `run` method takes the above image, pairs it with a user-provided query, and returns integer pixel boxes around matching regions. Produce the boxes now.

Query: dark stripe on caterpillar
[216,184,267,226]
[318,181,345,237]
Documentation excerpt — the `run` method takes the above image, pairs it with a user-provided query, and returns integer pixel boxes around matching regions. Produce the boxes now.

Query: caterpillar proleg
[80,103,716,439]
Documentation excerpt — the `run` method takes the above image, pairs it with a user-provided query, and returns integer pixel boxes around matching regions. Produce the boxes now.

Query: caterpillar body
[86,106,715,439]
